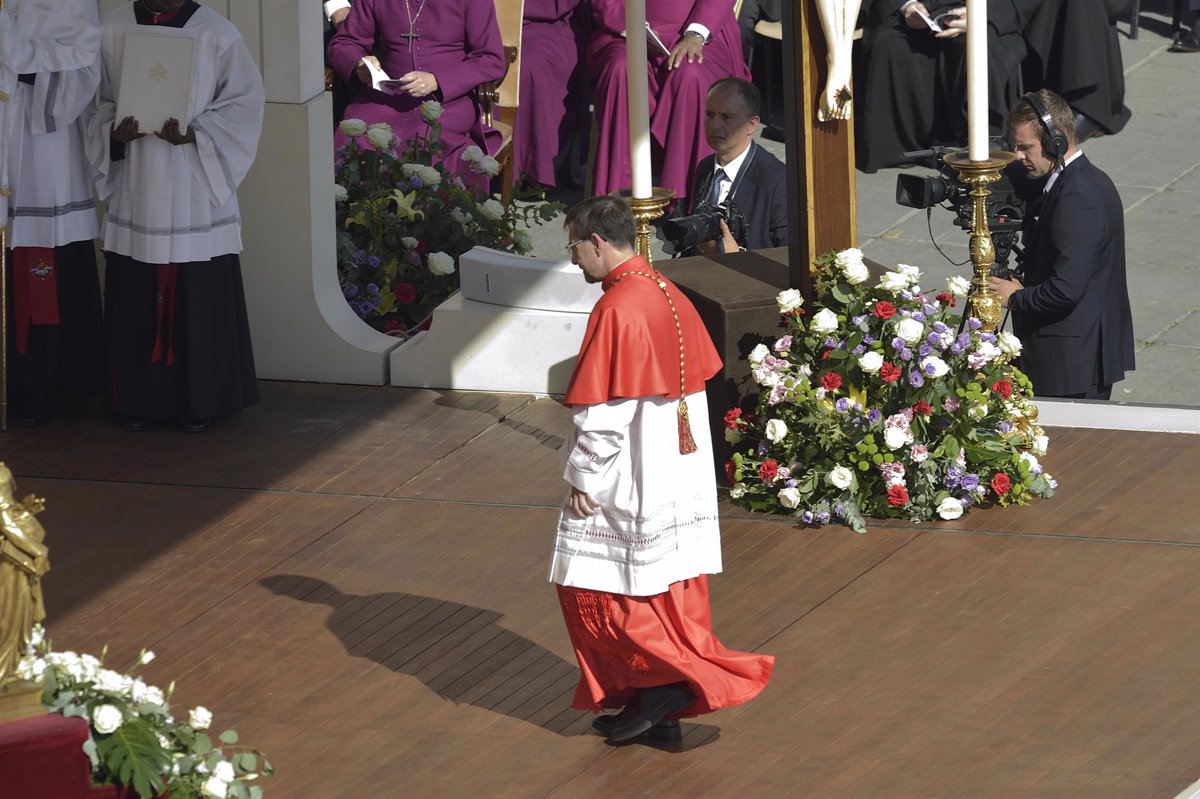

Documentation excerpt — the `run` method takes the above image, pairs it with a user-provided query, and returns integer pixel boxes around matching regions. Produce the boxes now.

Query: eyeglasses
[564,238,586,254]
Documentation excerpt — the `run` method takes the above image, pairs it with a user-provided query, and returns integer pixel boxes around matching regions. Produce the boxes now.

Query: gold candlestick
[613,188,674,265]
[943,151,1017,333]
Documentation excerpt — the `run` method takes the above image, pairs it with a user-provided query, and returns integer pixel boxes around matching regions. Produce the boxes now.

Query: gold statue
[0,463,50,720]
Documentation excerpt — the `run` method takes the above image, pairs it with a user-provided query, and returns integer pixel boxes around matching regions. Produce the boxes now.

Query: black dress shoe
[1169,26,1200,53]
[1073,112,1104,142]
[181,417,210,434]
[606,683,694,744]
[592,713,682,741]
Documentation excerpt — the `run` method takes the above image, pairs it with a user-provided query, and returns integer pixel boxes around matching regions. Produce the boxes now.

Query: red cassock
[556,257,774,716]
[587,0,751,209]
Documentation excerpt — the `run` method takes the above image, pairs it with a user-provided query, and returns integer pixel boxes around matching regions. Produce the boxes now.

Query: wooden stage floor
[3,381,1200,798]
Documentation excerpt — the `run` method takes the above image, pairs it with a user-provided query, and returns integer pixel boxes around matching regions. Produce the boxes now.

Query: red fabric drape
[11,247,60,354]
[556,575,774,717]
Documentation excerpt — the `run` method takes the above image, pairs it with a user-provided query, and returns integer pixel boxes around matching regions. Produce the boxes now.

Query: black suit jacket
[691,141,788,250]
[1009,153,1135,396]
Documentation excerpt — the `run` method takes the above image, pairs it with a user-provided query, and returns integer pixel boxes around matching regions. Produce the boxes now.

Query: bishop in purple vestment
[327,0,505,184]
[589,0,750,208]
[516,0,587,187]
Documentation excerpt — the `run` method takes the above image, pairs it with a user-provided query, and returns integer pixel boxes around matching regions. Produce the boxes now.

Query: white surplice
[549,391,724,598]
[0,0,101,225]
[86,3,264,264]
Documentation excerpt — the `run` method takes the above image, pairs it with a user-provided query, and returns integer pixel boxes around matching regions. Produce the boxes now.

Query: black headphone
[1021,92,1068,160]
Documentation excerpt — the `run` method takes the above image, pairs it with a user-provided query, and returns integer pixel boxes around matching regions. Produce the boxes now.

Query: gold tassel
[677,399,698,455]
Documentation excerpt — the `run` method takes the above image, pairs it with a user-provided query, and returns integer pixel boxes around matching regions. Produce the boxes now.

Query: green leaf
[193,732,213,756]
[219,729,239,745]
[94,720,168,799]
[239,752,258,773]
[250,787,264,799]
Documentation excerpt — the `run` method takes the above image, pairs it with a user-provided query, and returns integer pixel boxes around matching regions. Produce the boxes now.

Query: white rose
[826,466,853,489]
[1019,452,1040,473]
[512,229,533,252]
[144,686,165,705]
[213,761,236,783]
[919,355,949,378]
[400,236,418,250]
[366,127,393,150]
[724,427,743,444]
[778,487,802,508]
[895,317,924,343]
[748,343,770,365]
[427,251,456,276]
[479,199,504,221]
[764,418,788,442]
[729,484,747,499]
[188,706,213,730]
[338,118,367,137]
[471,155,501,177]
[462,145,485,164]
[138,650,156,666]
[883,426,911,450]
[776,288,804,313]
[203,775,230,799]
[998,331,1022,356]
[810,308,839,334]
[419,100,444,123]
[130,678,149,702]
[835,247,864,270]
[879,270,909,292]
[401,163,441,187]
[92,704,123,735]
[897,263,922,285]
[842,258,870,285]
[947,274,972,296]
[450,208,470,226]
[96,669,125,693]
[1032,434,1049,456]
[332,184,348,203]
[937,497,964,520]
[858,351,883,373]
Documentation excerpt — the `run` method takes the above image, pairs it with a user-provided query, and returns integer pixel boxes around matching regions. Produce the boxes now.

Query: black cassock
[854,0,1038,174]
[1022,0,1133,136]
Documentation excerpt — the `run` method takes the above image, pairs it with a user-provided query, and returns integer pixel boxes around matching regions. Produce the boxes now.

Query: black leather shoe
[1073,112,1104,142]
[592,713,682,741]
[181,417,210,434]
[1169,27,1200,52]
[606,683,694,744]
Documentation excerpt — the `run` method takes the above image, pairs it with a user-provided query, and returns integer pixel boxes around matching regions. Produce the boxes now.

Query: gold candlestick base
[612,188,675,265]
[943,151,1017,333]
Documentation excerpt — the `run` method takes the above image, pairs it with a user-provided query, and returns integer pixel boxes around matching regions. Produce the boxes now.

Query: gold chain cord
[612,269,697,454]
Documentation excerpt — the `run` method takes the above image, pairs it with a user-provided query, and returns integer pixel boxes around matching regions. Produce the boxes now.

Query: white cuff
[324,0,350,21]
[684,23,710,42]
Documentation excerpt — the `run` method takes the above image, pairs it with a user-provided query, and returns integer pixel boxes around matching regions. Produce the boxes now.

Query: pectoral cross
[399,31,419,48]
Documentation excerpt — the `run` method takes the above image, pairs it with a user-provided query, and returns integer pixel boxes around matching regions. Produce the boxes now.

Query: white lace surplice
[549,390,723,598]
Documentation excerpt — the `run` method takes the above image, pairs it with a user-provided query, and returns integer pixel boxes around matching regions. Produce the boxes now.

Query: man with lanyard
[552,195,774,744]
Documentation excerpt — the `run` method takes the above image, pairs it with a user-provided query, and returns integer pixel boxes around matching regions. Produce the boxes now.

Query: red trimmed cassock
[551,256,774,720]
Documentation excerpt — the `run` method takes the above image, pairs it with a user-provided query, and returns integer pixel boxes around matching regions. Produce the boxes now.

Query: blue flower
[852,314,867,325]
[892,336,906,351]
[980,332,997,344]
[836,397,850,412]
[353,249,368,266]
[864,335,877,345]
[366,282,380,295]
[852,344,866,355]
[997,421,1012,434]
[961,495,975,508]
[834,502,846,517]
[757,441,769,456]
[785,479,799,488]
[823,336,838,349]
[919,343,933,358]
[961,473,980,491]
[901,347,914,362]
[367,255,381,268]
[867,408,882,424]
[816,510,831,524]
[909,371,924,388]
[968,317,983,330]
[410,176,423,189]
[932,321,949,333]
[802,511,815,524]
[911,311,926,322]
[924,303,938,316]
[342,284,358,299]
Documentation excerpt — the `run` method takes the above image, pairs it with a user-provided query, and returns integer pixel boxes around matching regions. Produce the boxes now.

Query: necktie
[708,167,726,208]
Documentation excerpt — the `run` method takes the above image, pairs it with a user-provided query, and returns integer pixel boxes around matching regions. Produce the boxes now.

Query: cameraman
[989,89,1135,400]
[691,77,788,254]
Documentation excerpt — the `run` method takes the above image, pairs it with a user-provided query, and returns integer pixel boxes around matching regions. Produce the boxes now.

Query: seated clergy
[589,0,750,210]
[326,0,506,187]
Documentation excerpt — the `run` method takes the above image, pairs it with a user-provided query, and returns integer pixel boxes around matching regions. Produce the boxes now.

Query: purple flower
[852,344,866,355]
[834,503,846,517]
[864,334,877,345]
[407,251,422,267]
[919,343,933,358]
[924,303,938,316]
[961,495,975,507]
[342,284,358,299]
[836,397,850,412]
[981,332,998,344]
[911,311,926,322]
[944,396,961,412]
[802,511,815,524]
[852,314,867,325]
[932,321,949,333]
[901,348,914,362]
[892,336,906,351]
[824,336,838,350]
[816,510,831,524]
[366,282,381,295]
[410,176,424,189]
[968,317,983,330]
[997,421,1012,434]
[961,473,980,491]
[909,371,924,388]
[757,441,769,456]
[367,255,381,268]
[1047,476,1059,489]
[785,479,799,488]
[353,249,369,266]
[867,408,882,424]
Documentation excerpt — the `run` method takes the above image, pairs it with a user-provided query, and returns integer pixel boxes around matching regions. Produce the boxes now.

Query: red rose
[393,282,417,304]
[382,320,406,336]
[992,472,1011,496]
[725,460,737,482]
[887,485,909,507]
[759,459,778,482]
[723,407,743,429]
[936,292,956,307]
[417,239,429,253]
[912,400,932,416]
[880,362,902,383]
[821,372,842,391]
[873,301,897,320]
[990,379,1013,400]
[821,349,832,360]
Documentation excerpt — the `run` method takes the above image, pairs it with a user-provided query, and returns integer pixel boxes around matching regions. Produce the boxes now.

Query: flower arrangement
[334,103,561,337]
[17,626,272,799]
[725,249,1057,532]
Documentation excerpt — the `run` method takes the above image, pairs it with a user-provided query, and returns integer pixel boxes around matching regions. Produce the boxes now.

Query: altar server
[552,196,774,745]
[87,0,264,432]
[1,0,103,426]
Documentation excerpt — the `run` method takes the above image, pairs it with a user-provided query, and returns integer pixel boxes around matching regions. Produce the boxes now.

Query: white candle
[625,0,652,198]
[966,0,987,161]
